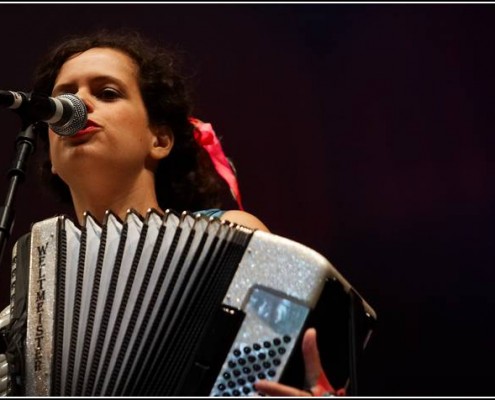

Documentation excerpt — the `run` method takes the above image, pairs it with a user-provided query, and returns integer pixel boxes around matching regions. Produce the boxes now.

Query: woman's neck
[69,172,163,225]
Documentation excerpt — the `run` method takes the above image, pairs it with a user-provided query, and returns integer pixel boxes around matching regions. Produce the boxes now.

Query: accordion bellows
[10,209,376,396]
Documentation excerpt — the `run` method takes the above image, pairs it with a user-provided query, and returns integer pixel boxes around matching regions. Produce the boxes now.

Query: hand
[254,328,346,396]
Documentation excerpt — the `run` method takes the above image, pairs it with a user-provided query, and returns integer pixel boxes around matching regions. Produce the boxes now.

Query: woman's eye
[98,88,120,100]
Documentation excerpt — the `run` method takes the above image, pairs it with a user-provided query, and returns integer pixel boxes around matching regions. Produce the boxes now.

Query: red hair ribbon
[190,117,244,210]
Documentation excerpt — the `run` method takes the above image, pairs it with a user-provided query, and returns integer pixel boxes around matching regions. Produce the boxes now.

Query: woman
[25,29,342,396]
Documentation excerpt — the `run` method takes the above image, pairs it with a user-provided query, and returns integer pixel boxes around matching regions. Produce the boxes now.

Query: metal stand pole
[0,122,37,267]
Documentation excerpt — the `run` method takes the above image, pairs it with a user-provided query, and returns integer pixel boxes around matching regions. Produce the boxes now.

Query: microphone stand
[0,119,37,269]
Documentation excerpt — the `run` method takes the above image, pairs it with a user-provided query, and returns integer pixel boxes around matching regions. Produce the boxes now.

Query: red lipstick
[72,119,100,137]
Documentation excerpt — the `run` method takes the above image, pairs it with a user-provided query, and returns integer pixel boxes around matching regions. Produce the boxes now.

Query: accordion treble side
[6,209,377,396]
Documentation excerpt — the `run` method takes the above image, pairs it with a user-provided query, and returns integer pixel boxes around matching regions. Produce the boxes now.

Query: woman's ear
[150,126,174,161]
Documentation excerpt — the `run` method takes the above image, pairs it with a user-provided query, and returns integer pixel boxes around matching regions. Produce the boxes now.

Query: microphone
[0,90,88,136]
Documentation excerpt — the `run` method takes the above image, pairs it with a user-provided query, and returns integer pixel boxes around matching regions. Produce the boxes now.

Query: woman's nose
[75,90,94,113]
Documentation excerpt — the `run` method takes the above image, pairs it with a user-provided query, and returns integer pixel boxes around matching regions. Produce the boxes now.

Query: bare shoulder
[221,210,270,232]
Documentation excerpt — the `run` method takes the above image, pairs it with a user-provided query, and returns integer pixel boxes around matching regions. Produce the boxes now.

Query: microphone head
[50,94,88,136]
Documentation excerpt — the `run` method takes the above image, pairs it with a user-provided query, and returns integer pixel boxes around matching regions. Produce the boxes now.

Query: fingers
[255,379,312,397]
[303,328,336,396]
[302,327,321,386]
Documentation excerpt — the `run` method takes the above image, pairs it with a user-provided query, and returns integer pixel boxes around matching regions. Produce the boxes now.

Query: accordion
[3,209,376,396]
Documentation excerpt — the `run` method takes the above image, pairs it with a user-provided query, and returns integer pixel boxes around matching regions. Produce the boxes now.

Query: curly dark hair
[32,29,238,212]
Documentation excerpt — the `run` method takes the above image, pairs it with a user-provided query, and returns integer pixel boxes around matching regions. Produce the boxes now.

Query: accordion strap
[4,232,30,395]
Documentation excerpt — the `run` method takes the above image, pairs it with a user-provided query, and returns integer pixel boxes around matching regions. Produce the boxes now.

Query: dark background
[0,3,493,396]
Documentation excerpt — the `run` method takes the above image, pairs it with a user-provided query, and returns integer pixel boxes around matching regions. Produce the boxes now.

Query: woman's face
[49,47,163,185]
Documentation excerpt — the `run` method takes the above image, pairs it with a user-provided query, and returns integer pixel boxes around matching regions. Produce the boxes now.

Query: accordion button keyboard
[212,333,295,396]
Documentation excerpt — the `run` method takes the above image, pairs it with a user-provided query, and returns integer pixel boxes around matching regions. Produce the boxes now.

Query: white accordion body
[7,209,376,396]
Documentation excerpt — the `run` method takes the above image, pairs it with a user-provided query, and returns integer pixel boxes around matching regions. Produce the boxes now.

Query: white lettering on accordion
[34,242,49,372]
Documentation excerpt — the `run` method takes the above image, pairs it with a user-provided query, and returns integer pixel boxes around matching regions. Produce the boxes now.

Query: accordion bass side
[6,209,377,396]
